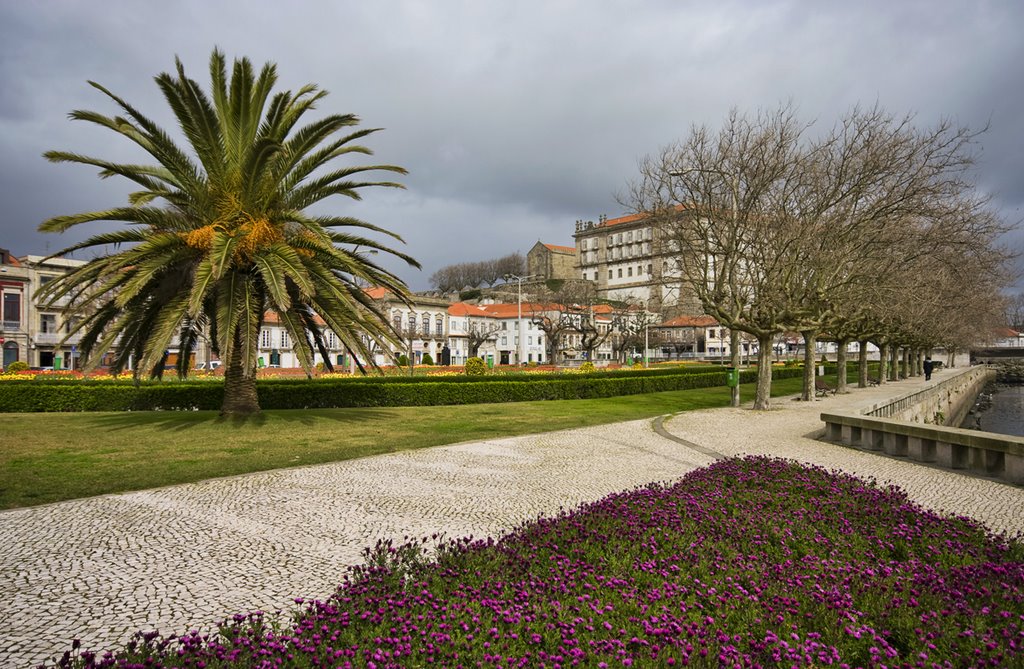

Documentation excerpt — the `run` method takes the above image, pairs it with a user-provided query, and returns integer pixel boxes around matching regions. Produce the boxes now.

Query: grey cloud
[1,0,1022,290]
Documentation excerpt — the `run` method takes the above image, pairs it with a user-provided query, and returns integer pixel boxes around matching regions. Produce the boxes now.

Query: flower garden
[55,457,1024,668]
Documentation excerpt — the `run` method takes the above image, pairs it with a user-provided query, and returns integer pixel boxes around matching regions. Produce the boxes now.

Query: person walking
[923,356,935,381]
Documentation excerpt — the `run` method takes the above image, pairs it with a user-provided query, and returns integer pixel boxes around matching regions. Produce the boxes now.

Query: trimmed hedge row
[0,367,805,412]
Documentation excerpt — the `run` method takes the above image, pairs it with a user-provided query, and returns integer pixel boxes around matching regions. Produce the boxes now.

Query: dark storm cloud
[1,0,1022,289]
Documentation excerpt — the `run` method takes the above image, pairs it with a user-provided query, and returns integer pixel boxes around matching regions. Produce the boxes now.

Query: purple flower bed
[55,457,1023,668]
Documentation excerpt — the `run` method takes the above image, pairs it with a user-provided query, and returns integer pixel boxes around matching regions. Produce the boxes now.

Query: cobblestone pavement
[2,365,1021,667]
[661,367,1024,538]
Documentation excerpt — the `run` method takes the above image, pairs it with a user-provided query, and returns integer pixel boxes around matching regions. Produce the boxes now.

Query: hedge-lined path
[3,363,1022,668]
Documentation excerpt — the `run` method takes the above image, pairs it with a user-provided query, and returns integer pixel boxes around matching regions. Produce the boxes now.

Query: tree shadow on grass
[88,407,397,432]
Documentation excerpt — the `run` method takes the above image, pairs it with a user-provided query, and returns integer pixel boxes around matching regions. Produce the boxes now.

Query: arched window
[435,315,444,335]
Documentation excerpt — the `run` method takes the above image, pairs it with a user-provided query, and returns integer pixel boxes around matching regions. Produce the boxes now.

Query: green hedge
[0,366,804,412]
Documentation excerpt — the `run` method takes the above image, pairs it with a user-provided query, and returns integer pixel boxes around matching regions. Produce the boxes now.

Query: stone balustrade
[821,366,1024,485]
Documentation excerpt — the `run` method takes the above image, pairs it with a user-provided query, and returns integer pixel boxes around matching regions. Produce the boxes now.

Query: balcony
[34,332,83,346]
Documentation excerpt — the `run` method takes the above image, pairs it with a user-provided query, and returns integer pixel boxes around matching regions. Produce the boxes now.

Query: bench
[815,379,836,397]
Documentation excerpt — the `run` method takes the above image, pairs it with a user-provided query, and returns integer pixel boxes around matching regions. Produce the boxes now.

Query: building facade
[526,242,577,281]
[572,212,696,316]
[0,249,30,370]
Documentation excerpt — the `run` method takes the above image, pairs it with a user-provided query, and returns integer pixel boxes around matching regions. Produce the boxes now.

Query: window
[528,336,533,345]
[627,267,633,277]
[608,270,613,280]
[408,313,417,333]
[593,272,598,281]
[501,337,507,346]
[393,310,402,331]
[627,231,633,242]
[502,321,508,330]
[435,315,444,336]
[326,330,338,348]
[260,329,272,348]
[281,331,291,349]
[647,264,653,276]
[539,336,544,347]
[617,268,623,278]
[40,313,57,333]
[2,292,20,326]
[422,315,430,336]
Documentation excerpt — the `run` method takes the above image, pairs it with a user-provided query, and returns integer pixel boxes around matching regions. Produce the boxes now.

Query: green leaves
[40,49,418,409]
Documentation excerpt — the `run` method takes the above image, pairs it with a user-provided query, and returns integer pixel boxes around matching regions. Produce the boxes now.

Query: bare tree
[629,103,1011,407]
[1005,292,1024,330]
[466,319,502,358]
[630,105,806,409]
[430,252,527,292]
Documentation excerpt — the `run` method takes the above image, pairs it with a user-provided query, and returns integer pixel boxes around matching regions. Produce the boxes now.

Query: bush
[420,353,434,366]
[396,353,410,367]
[0,364,806,412]
[3,361,28,373]
[631,361,644,370]
[464,357,487,376]
[578,361,596,373]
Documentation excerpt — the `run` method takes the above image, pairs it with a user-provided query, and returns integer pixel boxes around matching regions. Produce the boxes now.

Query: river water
[961,384,1024,437]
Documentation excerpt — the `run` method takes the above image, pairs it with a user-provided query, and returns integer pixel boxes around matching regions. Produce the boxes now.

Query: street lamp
[670,166,742,407]
[503,273,539,365]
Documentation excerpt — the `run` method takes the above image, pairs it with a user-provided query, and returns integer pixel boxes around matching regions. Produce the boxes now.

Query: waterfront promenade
[2,365,1022,667]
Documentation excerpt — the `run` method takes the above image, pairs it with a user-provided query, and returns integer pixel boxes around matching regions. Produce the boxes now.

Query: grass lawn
[0,377,809,509]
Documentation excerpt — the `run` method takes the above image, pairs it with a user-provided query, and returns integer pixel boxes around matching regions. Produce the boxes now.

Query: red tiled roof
[658,315,718,328]
[363,286,391,299]
[994,327,1021,338]
[543,243,576,254]
[597,204,689,229]
[602,212,647,227]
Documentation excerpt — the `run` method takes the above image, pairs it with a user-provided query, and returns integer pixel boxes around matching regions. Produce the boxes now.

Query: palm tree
[38,49,419,415]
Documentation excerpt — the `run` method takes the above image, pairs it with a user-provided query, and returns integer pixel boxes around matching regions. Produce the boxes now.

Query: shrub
[420,353,434,366]
[464,357,487,376]
[395,353,410,367]
[631,361,644,370]
[3,361,28,373]
[578,361,596,373]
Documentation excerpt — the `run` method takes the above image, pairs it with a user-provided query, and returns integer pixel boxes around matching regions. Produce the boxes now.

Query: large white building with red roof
[572,211,696,316]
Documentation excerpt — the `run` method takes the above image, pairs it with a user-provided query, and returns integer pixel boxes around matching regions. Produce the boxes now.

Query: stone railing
[821,366,1024,485]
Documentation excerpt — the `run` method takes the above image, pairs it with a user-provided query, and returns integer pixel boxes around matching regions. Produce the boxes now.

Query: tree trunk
[730,329,741,407]
[901,347,910,379]
[801,330,817,401]
[858,340,868,388]
[836,338,849,393]
[878,342,888,385]
[221,329,260,416]
[754,334,774,410]
[889,344,899,381]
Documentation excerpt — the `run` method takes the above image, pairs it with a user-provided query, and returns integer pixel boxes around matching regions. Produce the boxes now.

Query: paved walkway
[2,365,1021,667]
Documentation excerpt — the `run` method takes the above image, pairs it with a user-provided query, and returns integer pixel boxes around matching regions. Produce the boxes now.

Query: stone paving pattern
[2,364,1021,667]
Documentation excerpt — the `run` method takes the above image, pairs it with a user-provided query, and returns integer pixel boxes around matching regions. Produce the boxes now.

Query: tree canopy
[38,49,418,414]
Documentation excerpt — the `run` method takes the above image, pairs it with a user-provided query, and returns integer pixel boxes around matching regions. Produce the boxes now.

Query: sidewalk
[2,365,1020,667]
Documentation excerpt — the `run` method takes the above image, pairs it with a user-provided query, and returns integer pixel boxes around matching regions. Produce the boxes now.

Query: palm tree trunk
[221,328,260,415]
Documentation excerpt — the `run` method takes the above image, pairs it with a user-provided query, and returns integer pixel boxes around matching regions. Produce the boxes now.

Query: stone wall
[862,365,995,426]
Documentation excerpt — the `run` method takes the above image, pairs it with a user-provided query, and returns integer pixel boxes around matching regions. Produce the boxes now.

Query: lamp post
[503,273,538,365]
[670,167,742,407]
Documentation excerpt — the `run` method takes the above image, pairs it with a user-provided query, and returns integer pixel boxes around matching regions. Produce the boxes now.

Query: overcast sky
[1,0,1022,291]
